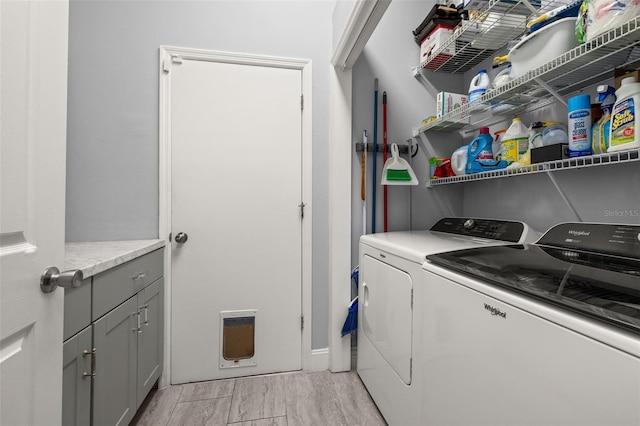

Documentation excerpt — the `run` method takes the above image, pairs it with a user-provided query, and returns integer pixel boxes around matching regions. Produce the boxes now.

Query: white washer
[421,222,640,425]
[357,218,538,426]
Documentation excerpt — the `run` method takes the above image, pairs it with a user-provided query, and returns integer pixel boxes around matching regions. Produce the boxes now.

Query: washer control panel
[538,222,640,259]
[430,218,526,243]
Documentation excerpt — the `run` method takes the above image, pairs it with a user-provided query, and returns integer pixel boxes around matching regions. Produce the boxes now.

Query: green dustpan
[381,143,418,185]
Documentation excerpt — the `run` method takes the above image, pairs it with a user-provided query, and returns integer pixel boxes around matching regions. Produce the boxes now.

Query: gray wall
[351,0,465,266]
[352,0,640,263]
[66,0,333,349]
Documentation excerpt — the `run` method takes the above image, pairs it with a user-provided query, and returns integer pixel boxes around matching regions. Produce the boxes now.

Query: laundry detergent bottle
[466,127,507,173]
[468,69,490,110]
[609,76,640,152]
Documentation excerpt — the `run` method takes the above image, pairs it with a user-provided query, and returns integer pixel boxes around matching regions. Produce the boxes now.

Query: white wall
[352,0,639,260]
[66,0,334,350]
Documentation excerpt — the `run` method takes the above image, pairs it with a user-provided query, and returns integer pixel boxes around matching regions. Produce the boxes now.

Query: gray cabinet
[62,248,164,426]
[93,297,138,426]
[62,326,92,426]
[136,279,164,408]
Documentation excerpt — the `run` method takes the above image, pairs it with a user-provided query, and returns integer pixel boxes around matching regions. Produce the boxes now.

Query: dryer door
[361,254,413,384]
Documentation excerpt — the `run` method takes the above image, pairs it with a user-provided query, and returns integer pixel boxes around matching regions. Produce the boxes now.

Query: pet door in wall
[220,310,258,369]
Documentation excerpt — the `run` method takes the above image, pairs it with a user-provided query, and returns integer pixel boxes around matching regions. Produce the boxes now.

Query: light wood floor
[132,370,387,426]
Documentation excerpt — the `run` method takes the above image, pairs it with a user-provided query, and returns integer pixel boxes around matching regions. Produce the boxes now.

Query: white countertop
[64,239,166,279]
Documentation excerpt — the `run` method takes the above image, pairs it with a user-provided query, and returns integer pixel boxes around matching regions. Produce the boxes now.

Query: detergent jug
[468,69,490,112]
[469,69,490,102]
[609,76,640,152]
[500,117,529,163]
[451,145,468,176]
[466,127,508,173]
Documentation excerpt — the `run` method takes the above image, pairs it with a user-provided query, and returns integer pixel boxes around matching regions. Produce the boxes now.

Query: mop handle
[361,150,365,201]
[383,91,388,233]
[372,79,378,234]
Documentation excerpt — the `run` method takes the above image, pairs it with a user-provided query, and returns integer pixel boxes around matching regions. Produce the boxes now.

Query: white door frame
[328,0,390,373]
[158,46,313,387]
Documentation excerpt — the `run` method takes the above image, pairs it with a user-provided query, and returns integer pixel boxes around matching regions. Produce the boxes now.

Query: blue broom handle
[372,78,378,234]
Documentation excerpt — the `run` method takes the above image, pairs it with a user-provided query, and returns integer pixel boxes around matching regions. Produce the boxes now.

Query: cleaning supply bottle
[515,122,543,166]
[451,145,468,176]
[568,94,592,157]
[542,122,569,146]
[466,127,507,173]
[592,85,616,154]
[493,129,506,160]
[609,76,640,152]
[500,118,529,164]
[529,122,544,148]
[468,69,490,109]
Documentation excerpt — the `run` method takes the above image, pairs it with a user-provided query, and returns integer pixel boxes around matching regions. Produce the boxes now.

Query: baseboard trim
[310,347,329,371]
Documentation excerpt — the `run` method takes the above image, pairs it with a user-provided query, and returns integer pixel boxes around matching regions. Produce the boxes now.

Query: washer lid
[427,243,640,335]
[361,230,505,264]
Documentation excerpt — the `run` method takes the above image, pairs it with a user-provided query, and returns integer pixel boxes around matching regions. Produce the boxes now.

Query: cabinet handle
[82,348,96,378]
[131,271,149,280]
[131,312,142,333]
[142,304,149,326]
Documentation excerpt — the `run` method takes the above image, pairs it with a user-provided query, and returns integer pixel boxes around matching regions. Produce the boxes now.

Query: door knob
[175,232,188,244]
[40,267,83,293]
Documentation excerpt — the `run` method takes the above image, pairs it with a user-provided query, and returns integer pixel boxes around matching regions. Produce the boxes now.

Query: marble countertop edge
[64,239,166,279]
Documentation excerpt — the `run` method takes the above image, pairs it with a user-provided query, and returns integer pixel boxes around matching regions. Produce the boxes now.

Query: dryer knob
[463,219,476,230]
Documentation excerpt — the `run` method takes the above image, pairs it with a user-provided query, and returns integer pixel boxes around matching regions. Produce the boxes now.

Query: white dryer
[357,218,538,426]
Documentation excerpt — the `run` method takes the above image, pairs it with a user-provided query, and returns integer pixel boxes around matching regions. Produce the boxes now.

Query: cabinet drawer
[93,249,163,321]
[64,278,92,341]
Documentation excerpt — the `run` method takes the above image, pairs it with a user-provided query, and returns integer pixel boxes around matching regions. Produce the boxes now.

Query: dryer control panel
[430,217,526,243]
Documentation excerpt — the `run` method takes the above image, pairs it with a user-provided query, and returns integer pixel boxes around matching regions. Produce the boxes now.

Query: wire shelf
[417,16,640,134]
[418,0,542,73]
[427,148,640,186]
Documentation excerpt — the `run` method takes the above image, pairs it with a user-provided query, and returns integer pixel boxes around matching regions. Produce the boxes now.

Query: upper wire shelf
[416,15,640,134]
[418,0,541,73]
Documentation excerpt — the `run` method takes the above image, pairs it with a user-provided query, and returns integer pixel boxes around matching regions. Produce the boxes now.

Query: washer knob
[463,219,476,230]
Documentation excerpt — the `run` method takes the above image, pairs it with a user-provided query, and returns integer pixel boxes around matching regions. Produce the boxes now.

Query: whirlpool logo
[484,303,506,318]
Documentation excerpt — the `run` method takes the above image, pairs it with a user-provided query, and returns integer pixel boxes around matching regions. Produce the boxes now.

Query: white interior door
[169,55,304,383]
[0,0,69,424]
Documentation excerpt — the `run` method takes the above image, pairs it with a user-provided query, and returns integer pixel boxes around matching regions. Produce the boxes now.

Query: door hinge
[301,95,304,111]
[410,358,413,377]
[298,202,306,219]
[301,315,304,330]
[163,56,183,73]
[411,288,414,309]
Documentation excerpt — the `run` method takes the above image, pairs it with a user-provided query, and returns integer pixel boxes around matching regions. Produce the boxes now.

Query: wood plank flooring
[132,371,387,426]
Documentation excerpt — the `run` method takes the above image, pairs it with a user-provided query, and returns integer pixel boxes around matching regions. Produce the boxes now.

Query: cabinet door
[62,326,92,426]
[136,278,164,407]
[93,297,137,426]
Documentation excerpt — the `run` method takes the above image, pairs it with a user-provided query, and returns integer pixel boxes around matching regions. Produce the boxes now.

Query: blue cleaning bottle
[466,127,508,174]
